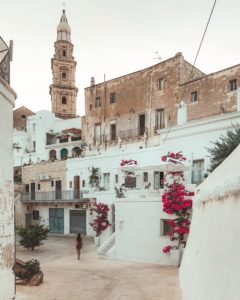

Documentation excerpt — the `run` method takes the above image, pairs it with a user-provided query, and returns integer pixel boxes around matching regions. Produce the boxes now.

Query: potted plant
[90,203,110,247]
[89,167,101,189]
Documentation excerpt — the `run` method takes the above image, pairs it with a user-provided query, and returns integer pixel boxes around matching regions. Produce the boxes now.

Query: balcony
[21,190,89,203]
[119,127,147,139]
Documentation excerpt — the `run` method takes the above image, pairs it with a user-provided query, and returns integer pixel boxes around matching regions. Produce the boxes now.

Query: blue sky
[1,0,239,115]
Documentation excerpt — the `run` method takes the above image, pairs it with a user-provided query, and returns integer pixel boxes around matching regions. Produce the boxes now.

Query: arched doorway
[49,149,57,160]
[72,147,82,158]
[60,148,68,160]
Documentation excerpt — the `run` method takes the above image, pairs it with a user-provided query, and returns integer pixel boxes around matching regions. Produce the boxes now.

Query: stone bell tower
[49,10,78,119]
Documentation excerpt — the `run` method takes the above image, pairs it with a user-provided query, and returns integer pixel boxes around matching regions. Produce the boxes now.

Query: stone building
[13,106,35,130]
[83,52,240,149]
[49,9,78,119]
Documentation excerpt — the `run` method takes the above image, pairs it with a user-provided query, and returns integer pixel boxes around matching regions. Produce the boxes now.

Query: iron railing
[21,190,89,202]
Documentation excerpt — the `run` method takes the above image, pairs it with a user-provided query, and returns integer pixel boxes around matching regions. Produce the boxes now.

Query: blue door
[49,208,64,234]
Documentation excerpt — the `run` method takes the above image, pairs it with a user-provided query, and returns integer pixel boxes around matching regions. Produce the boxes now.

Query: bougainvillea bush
[90,203,110,237]
[120,159,137,167]
[161,152,194,254]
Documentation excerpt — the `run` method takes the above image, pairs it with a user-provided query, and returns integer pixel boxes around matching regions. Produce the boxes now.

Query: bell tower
[49,10,78,119]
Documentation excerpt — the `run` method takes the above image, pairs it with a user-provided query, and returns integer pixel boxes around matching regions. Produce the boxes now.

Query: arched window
[60,148,68,160]
[62,72,66,80]
[72,147,82,158]
[62,96,67,105]
[49,149,57,161]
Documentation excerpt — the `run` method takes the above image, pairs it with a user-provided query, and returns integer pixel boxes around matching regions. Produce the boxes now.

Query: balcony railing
[21,190,89,203]
[119,127,147,139]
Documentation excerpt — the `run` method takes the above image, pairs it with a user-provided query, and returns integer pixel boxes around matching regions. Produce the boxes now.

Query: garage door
[70,210,86,234]
[49,208,64,234]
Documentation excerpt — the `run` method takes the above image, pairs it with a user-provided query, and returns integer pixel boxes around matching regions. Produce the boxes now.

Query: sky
[1,0,240,116]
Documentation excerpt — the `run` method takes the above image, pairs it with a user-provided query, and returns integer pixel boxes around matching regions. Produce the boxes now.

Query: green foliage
[89,167,101,187]
[16,224,49,251]
[25,259,40,275]
[207,126,240,172]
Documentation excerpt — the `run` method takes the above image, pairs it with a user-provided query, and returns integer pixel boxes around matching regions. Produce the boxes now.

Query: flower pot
[170,249,181,267]
[94,236,100,247]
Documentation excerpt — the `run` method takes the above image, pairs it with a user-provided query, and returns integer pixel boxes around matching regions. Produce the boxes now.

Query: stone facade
[13,106,35,130]
[83,52,240,149]
[49,10,78,119]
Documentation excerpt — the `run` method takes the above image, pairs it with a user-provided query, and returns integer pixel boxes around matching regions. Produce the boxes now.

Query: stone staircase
[97,232,116,257]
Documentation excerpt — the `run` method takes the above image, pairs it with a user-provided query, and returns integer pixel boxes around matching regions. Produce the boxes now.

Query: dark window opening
[82,180,85,187]
[115,175,118,184]
[191,91,198,103]
[62,96,67,105]
[110,124,117,141]
[95,97,101,107]
[110,93,116,104]
[62,72,66,79]
[63,50,66,57]
[33,210,40,221]
[157,78,164,91]
[37,183,41,191]
[143,172,148,182]
[89,104,92,111]
[155,109,165,131]
[229,79,237,91]
[161,219,173,236]
[51,180,54,187]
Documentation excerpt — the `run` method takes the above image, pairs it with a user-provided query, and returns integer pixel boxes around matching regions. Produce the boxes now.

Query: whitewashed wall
[180,145,240,300]
[114,194,174,264]
[0,77,16,300]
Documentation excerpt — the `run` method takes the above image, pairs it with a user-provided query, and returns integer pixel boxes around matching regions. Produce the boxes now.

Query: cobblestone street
[16,235,181,300]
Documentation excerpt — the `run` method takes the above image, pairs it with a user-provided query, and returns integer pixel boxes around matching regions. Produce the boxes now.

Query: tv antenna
[153,50,161,62]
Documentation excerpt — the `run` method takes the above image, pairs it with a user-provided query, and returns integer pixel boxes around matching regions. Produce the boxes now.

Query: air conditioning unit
[37,174,50,181]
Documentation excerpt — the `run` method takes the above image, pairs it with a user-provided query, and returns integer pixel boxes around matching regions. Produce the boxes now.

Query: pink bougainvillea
[161,151,193,253]
[90,203,110,237]
[120,159,137,166]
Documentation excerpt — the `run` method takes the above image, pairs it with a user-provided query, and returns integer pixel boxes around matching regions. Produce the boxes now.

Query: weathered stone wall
[0,77,17,300]
[13,106,35,130]
[83,53,240,149]
[22,160,67,191]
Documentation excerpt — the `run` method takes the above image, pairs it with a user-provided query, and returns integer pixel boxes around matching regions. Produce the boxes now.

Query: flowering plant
[120,159,137,166]
[161,151,193,254]
[90,203,110,237]
[161,151,186,164]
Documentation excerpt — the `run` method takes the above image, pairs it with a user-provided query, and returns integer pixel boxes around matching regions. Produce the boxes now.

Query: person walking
[75,233,83,260]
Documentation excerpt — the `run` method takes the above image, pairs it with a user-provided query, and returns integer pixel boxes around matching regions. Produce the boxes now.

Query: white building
[0,37,17,300]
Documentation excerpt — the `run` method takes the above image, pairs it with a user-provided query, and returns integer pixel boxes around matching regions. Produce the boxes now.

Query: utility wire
[163,0,217,144]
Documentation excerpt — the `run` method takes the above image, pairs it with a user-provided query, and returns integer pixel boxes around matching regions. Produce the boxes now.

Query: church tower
[49,10,78,119]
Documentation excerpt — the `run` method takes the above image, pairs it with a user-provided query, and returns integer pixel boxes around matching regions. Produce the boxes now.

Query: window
[32,123,36,132]
[229,79,237,91]
[110,93,116,104]
[62,96,67,105]
[155,109,165,131]
[37,183,41,191]
[89,104,92,111]
[25,184,29,193]
[110,124,117,141]
[191,91,198,103]
[157,78,164,91]
[115,175,118,184]
[82,180,85,187]
[160,219,173,236]
[69,181,72,188]
[33,141,36,152]
[32,210,40,221]
[154,171,164,189]
[143,172,148,182]
[124,176,136,188]
[63,50,66,57]
[51,180,54,187]
[62,72,67,80]
[95,97,101,107]
[103,173,110,190]
[192,159,204,185]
